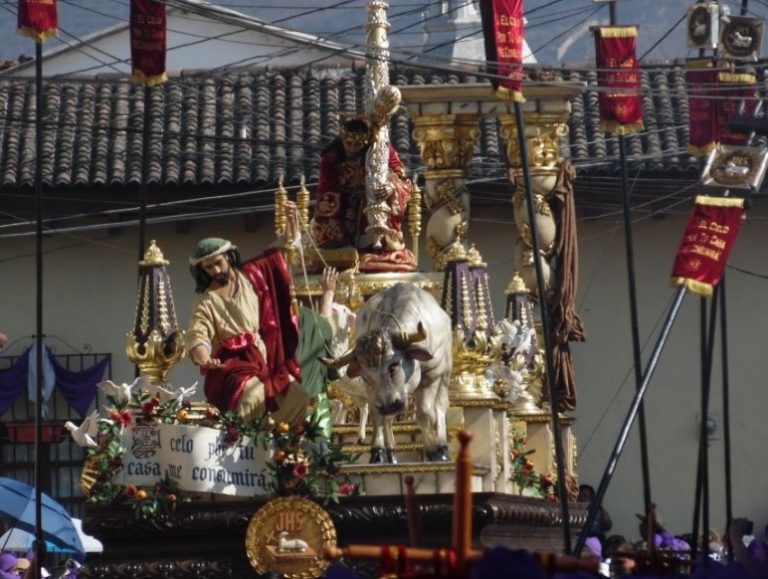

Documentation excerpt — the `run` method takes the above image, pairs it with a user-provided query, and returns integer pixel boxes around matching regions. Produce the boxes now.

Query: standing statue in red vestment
[309,119,416,272]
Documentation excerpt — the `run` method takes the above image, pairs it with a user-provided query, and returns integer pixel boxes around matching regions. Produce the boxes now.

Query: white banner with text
[116,423,271,496]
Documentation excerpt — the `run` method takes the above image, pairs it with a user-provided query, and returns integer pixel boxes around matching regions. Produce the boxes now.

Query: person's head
[13,558,29,576]
[339,119,371,157]
[189,238,242,293]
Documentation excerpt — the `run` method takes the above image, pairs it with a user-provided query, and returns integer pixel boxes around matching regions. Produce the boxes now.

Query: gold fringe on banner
[17,25,57,42]
[688,142,719,156]
[132,70,169,87]
[671,277,714,297]
[496,85,525,103]
[598,26,639,38]
[599,120,644,135]
[694,195,746,208]
[718,72,757,84]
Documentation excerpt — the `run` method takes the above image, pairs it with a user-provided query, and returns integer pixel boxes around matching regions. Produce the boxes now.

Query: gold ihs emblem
[245,496,336,579]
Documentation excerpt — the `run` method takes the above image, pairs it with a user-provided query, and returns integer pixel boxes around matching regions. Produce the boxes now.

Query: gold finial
[443,240,468,263]
[275,173,288,237]
[506,271,529,295]
[297,173,310,228]
[139,240,168,266]
[467,244,486,267]
[408,174,422,266]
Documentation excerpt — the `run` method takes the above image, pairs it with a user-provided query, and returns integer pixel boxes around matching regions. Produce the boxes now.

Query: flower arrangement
[509,433,556,501]
[84,385,359,521]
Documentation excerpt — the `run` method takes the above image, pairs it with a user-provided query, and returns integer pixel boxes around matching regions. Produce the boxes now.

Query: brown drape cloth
[548,160,585,412]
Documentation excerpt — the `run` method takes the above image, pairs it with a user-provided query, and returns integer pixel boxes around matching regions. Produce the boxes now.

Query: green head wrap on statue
[189,237,242,293]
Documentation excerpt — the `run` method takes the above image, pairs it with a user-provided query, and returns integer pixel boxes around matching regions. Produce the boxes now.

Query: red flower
[226,425,241,443]
[292,463,309,479]
[339,482,356,496]
[142,401,155,415]
[115,410,133,427]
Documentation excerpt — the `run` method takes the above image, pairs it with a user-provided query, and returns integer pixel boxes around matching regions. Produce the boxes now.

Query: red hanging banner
[130,0,168,86]
[480,0,525,102]
[686,60,719,156]
[717,71,758,146]
[594,26,644,135]
[671,196,745,297]
[17,0,58,42]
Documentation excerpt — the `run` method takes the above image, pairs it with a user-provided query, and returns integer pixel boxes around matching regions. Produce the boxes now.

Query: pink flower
[292,463,309,479]
[339,482,356,496]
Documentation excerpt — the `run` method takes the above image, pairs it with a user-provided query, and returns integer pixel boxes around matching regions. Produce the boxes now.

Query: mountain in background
[0,0,762,70]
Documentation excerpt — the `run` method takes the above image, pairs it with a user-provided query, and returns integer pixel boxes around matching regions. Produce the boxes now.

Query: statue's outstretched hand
[321,267,338,295]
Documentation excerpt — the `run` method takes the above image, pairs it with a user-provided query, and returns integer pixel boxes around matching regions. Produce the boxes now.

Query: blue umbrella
[0,477,84,555]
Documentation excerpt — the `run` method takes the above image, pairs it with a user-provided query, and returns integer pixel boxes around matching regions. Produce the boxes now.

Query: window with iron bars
[0,350,112,519]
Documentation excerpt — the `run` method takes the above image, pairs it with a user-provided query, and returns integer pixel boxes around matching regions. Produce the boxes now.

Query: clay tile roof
[0,62,740,198]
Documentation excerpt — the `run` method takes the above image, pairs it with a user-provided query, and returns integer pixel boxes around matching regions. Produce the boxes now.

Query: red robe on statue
[202,249,301,412]
[311,145,412,253]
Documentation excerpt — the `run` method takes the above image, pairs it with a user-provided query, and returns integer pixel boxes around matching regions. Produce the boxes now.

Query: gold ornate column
[397,84,482,271]
[411,113,478,270]
[499,111,569,297]
[497,87,583,493]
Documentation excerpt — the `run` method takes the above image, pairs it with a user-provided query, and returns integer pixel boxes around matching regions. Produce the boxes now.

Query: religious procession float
[42,0,763,577]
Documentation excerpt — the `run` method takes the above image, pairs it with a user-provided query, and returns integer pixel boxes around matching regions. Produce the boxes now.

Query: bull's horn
[319,349,356,369]
[393,322,427,349]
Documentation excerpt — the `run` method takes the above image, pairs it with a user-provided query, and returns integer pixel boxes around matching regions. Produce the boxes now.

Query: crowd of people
[578,484,768,578]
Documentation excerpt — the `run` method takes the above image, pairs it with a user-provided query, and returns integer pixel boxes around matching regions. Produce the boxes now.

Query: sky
[0,0,765,69]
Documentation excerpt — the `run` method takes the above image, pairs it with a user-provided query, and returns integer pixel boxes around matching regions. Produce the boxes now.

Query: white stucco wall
[1,199,766,543]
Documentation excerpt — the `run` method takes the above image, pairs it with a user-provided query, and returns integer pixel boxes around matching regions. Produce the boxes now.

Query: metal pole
[139,84,150,259]
[702,292,719,562]
[720,277,734,562]
[34,39,46,578]
[691,298,707,563]
[575,287,687,556]
[618,129,652,516]
[513,100,572,554]
[606,1,652,515]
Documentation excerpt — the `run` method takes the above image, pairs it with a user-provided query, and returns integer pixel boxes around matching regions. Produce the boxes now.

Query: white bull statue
[324,283,452,463]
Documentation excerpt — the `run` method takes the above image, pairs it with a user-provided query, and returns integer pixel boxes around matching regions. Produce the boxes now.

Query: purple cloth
[655,531,691,552]
[585,536,603,559]
[51,353,109,417]
[0,347,30,417]
[324,564,363,578]
[747,537,768,562]
[470,547,544,579]
[0,552,18,572]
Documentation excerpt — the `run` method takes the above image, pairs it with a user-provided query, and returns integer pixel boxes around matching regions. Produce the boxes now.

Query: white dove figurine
[64,410,99,448]
[151,383,177,402]
[513,327,534,357]
[98,375,148,405]
[172,382,198,410]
